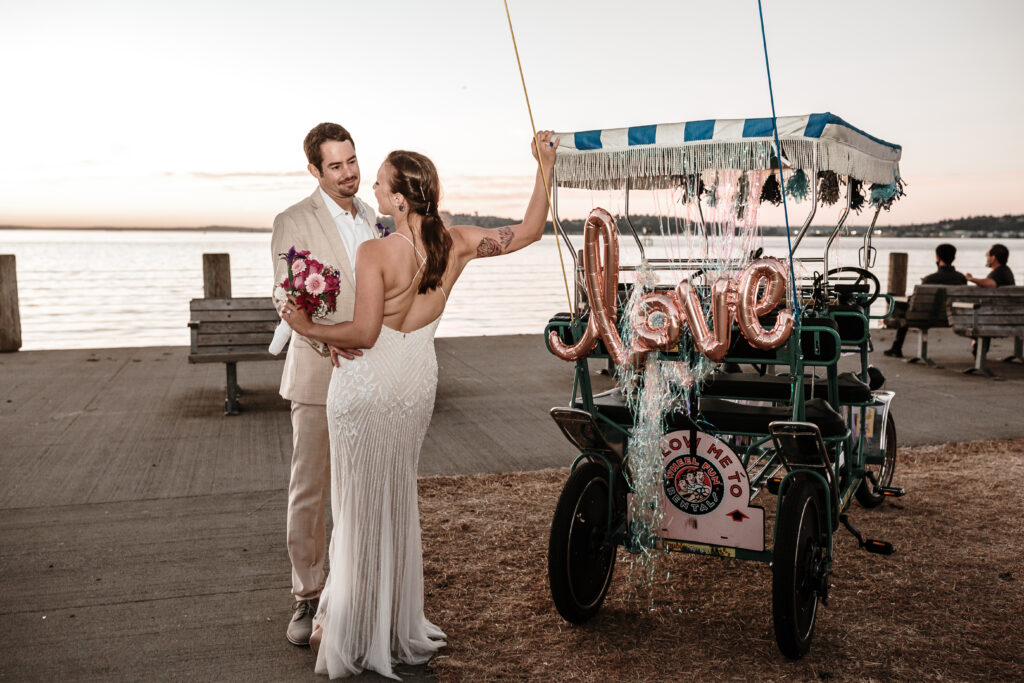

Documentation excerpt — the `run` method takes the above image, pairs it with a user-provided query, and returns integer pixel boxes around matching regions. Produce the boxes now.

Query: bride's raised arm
[449,131,559,264]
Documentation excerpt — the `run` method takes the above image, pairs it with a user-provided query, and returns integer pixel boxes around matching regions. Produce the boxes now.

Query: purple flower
[375,222,393,238]
[281,246,311,264]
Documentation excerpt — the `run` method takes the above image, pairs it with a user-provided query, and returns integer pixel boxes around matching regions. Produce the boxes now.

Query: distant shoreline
[0,225,271,233]
[3,211,1023,239]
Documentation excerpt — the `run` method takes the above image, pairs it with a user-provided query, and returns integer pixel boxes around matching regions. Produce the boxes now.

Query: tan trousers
[287,401,330,600]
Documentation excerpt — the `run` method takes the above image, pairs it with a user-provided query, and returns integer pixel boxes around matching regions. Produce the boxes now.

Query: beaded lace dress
[313,235,446,679]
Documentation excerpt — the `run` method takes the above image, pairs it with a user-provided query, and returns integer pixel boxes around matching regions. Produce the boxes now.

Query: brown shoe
[286,598,319,646]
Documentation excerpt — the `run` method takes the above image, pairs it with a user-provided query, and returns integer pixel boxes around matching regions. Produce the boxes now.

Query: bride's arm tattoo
[475,227,515,258]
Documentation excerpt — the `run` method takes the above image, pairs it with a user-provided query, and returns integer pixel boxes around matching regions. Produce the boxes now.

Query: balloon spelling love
[548,208,795,366]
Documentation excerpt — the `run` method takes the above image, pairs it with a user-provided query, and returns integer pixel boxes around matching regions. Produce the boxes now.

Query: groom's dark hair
[304,123,354,172]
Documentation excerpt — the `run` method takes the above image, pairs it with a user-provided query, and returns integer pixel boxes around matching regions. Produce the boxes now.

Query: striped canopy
[553,112,901,190]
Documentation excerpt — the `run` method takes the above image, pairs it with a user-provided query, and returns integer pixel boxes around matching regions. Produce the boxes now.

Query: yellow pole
[502,0,575,320]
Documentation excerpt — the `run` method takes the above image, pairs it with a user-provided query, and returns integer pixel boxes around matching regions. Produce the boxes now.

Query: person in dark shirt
[966,243,1015,288]
[884,243,967,357]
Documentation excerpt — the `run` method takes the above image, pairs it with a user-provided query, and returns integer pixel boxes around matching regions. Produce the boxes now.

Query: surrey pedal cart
[542,113,906,658]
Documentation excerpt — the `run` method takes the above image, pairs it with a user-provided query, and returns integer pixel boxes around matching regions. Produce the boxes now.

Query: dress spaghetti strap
[394,232,447,300]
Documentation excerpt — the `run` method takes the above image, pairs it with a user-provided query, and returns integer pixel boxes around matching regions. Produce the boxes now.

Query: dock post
[203,253,232,298]
[887,252,908,296]
[0,255,22,352]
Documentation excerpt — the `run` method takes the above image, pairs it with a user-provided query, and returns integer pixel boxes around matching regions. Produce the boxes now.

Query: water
[2,229,1020,351]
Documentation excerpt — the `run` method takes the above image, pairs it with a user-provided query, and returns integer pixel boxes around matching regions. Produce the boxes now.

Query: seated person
[884,243,967,357]
[966,243,1015,288]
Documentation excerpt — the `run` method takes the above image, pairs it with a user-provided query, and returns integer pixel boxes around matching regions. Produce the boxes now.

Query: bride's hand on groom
[329,345,362,366]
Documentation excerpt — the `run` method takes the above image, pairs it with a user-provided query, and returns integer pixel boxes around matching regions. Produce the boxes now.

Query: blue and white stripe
[553,112,901,190]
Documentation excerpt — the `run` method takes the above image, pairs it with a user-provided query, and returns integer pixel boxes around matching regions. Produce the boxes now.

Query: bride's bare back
[372,232,452,333]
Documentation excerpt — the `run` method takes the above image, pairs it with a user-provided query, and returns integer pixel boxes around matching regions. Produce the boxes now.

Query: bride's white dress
[314,236,446,679]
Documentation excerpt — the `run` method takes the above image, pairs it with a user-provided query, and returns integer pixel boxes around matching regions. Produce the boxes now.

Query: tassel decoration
[759,173,782,206]
[869,175,906,211]
[849,178,865,213]
[786,169,809,202]
[735,172,750,220]
[704,173,719,207]
[818,170,840,206]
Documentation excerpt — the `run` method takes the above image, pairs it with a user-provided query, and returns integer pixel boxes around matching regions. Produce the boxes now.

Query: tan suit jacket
[271,189,377,404]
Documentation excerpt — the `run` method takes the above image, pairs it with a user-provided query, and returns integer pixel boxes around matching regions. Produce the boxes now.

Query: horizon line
[3,211,1024,233]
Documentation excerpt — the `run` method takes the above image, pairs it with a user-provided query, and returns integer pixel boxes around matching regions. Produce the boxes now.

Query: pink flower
[304,272,326,296]
[293,273,305,290]
[291,258,307,274]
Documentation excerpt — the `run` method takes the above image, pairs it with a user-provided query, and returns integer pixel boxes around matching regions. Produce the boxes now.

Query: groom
[270,122,378,646]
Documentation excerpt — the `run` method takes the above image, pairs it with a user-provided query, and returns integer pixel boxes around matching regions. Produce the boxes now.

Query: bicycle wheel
[547,460,620,623]
[855,413,897,508]
[772,476,827,659]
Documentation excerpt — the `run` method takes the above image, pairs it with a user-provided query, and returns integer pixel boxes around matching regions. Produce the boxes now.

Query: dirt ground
[417,439,1023,682]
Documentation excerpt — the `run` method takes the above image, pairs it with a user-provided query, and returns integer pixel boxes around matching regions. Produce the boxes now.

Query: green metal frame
[543,284,893,572]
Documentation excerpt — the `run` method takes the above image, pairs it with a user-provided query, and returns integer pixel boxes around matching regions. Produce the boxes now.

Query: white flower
[273,286,288,303]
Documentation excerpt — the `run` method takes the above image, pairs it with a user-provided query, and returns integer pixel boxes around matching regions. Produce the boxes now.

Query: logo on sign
[663,454,725,515]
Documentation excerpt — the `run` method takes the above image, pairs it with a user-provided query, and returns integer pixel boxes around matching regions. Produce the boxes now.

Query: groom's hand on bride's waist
[330,345,363,366]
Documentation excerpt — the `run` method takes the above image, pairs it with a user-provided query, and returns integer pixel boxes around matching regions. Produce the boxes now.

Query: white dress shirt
[319,188,376,273]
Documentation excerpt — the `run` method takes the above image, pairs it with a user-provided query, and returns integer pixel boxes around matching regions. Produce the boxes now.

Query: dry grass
[418,439,1024,681]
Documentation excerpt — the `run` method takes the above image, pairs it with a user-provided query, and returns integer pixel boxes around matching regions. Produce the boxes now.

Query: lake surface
[2,229,1020,350]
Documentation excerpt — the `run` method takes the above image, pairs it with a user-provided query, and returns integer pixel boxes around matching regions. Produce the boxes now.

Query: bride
[280,131,559,679]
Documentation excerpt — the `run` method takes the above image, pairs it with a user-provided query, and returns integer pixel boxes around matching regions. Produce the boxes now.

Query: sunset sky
[2,0,1022,229]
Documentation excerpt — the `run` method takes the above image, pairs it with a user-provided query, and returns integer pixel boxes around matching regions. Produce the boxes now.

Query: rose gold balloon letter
[735,258,794,350]
[676,278,734,363]
[547,208,620,362]
[631,292,682,352]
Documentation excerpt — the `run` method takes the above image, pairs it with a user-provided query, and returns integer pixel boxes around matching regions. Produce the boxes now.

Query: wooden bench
[188,297,284,414]
[898,285,954,367]
[945,286,1024,380]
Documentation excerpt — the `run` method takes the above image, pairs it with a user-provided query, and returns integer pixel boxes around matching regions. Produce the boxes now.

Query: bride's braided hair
[386,150,452,294]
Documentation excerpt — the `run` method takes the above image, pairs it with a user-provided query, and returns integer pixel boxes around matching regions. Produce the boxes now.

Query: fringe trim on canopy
[554,139,899,190]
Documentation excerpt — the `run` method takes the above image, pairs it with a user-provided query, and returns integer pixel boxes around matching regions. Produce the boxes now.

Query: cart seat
[575,389,848,439]
[702,371,872,404]
[696,397,847,438]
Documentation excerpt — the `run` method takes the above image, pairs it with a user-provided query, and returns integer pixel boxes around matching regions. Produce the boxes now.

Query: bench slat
[192,320,280,334]
[189,310,281,323]
[188,349,281,364]
[946,311,1024,321]
[950,326,1024,337]
[190,297,276,311]
[196,332,277,346]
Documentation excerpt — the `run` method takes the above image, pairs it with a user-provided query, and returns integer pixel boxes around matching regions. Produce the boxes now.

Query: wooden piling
[888,252,908,296]
[202,253,231,298]
[0,255,22,352]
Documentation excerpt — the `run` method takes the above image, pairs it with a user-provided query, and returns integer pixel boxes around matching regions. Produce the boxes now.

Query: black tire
[548,460,620,624]
[855,413,897,508]
[772,477,827,659]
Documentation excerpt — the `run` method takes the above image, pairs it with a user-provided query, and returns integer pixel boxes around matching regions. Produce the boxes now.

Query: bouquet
[269,247,342,355]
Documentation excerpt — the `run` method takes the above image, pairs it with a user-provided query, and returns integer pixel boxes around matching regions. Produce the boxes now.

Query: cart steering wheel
[826,266,880,306]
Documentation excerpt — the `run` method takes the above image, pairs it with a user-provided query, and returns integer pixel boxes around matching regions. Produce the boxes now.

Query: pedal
[879,486,905,497]
[840,514,896,555]
[863,539,895,555]
[767,476,783,495]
